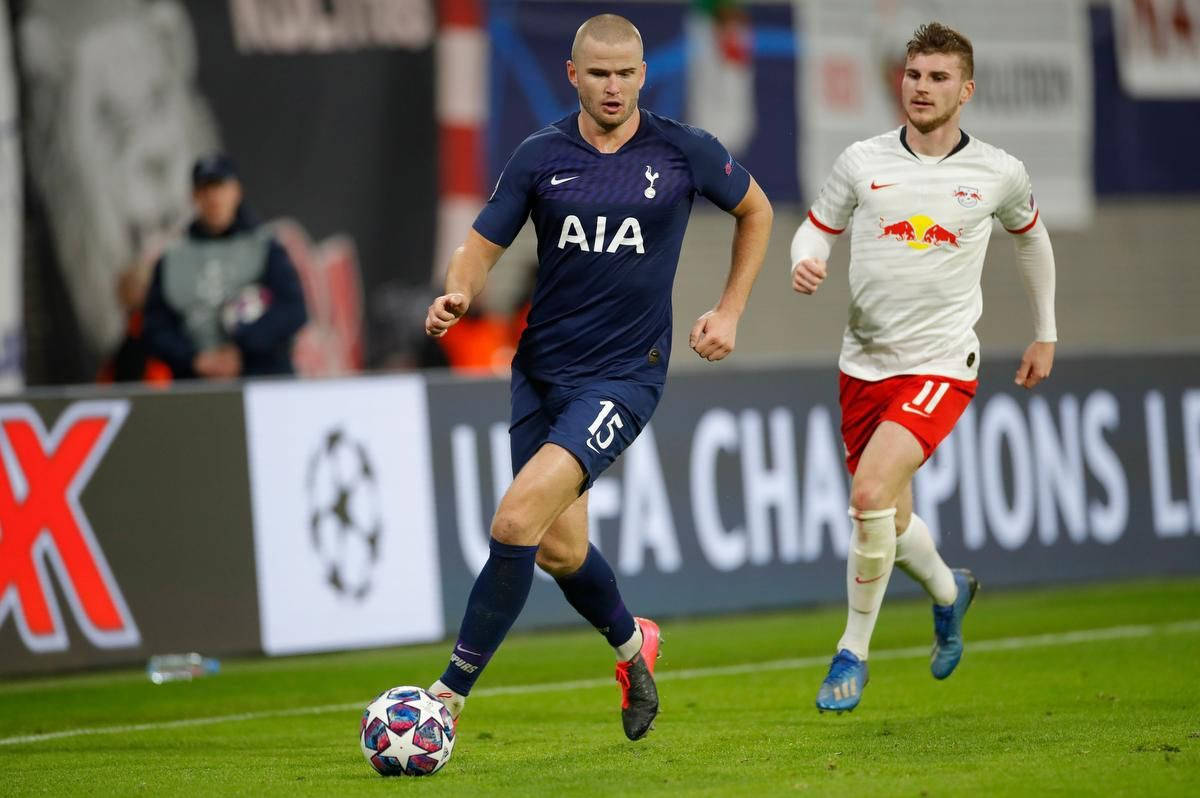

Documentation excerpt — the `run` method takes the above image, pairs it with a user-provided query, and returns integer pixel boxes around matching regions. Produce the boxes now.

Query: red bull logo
[878,215,962,250]
[953,185,982,208]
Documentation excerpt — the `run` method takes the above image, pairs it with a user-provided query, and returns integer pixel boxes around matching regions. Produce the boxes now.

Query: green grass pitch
[1,578,1197,796]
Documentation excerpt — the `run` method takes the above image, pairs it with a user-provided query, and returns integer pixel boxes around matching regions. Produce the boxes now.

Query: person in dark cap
[143,153,308,379]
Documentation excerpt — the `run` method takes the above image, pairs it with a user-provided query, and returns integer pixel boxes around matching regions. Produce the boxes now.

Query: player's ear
[567,59,578,88]
[638,61,647,89]
[960,78,974,105]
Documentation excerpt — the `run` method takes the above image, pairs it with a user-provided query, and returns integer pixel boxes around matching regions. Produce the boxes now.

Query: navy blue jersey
[473,110,751,387]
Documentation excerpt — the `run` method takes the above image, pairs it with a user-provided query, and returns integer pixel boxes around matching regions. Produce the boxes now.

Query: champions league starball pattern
[359,686,456,776]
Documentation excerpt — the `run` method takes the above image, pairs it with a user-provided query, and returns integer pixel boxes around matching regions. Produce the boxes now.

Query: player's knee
[850,478,892,512]
[491,510,538,546]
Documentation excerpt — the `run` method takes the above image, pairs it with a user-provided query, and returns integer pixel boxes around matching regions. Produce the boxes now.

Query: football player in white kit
[790,22,1057,712]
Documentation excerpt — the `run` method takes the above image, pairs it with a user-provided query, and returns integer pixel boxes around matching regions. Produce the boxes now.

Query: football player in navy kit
[424,14,772,742]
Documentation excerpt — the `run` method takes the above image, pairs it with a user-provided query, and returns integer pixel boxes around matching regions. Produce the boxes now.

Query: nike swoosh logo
[855,574,885,584]
[455,644,481,656]
[550,175,579,185]
[870,181,897,190]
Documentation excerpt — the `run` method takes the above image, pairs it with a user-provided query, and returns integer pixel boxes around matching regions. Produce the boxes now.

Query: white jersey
[808,127,1040,382]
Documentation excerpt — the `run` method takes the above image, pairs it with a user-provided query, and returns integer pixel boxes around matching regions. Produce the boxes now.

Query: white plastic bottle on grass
[146,652,220,684]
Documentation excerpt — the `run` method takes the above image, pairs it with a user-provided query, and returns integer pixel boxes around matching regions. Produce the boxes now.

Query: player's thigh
[536,493,590,577]
[492,443,586,546]
[851,421,925,510]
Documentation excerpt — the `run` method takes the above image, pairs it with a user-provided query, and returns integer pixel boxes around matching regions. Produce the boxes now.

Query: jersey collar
[563,109,650,155]
[899,126,971,162]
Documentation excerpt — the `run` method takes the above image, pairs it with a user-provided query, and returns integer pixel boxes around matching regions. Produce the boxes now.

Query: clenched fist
[425,293,469,337]
[792,258,827,295]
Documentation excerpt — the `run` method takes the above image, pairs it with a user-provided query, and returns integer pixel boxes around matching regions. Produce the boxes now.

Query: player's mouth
[911,98,934,111]
[601,99,623,114]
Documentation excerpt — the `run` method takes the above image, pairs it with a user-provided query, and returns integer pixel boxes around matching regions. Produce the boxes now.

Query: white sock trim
[428,679,466,719]
[615,624,643,662]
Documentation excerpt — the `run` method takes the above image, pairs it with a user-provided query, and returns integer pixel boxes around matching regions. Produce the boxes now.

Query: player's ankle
[615,625,643,661]
[428,679,467,719]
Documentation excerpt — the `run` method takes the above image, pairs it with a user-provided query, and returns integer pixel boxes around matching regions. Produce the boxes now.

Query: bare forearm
[717,204,772,315]
[444,245,491,302]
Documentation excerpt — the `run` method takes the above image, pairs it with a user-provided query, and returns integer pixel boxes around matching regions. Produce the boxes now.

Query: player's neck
[577,107,642,154]
[903,119,962,158]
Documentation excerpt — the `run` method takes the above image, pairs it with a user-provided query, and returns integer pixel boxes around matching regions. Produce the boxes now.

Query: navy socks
[439,538,538,696]
[554,544,637,648]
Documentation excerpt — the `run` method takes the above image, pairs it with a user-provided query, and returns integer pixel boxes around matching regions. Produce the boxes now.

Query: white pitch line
[2,618,1197,747]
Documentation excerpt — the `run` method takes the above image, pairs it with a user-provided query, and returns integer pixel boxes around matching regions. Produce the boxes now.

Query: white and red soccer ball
[359,686,456,776]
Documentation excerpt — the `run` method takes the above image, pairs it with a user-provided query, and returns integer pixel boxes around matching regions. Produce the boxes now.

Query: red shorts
[839,372,978,474]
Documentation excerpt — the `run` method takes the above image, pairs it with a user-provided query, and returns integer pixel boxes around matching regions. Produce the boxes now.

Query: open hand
[1015,341,1055,389]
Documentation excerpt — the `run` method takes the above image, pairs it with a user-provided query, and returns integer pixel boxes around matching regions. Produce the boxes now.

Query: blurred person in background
[790,22,1057,714]
[424,14,772,743]
[97,239,174,385]
[143,154,307,379]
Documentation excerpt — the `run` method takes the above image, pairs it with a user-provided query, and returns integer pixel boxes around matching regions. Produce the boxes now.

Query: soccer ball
[359,686,456,776]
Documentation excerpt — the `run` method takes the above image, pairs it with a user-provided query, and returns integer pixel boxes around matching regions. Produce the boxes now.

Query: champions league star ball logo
[305,428,383,600]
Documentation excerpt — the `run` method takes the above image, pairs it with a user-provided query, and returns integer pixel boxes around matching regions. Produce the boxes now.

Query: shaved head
[571,14,643,62]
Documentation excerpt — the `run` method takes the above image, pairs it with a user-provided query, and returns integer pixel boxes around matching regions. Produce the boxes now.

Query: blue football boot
[930,568,979,680]
[816,649,869,713]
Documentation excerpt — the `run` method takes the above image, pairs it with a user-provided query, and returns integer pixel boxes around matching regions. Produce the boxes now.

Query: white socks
[895,513,958,606]
[615,624,644,662]
[837,507,897,660]
[428,679,465,719]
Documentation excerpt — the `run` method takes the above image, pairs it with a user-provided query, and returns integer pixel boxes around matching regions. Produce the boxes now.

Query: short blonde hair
[571,14,643,62]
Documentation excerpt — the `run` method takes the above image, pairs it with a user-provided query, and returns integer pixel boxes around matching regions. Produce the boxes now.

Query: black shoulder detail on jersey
[899,126,971,161]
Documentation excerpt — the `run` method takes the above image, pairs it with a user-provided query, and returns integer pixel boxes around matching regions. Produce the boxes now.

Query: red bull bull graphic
[877,217,916,241]
[0,401,140,652]
[878,215,962,250]
[923,224,961,248]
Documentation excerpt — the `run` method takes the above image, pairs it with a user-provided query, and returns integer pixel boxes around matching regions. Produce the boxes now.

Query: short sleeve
[994,156,1039,234]
[473,142,536,247]
[680,127,752,212]
[807,146,860,234]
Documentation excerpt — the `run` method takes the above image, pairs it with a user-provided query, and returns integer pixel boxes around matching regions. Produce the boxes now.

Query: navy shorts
[509,368,663,492]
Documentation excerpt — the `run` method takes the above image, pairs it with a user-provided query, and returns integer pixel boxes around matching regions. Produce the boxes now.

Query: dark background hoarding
[181,0,437,366]
[427,353,1200,633]
[0,389,260,675]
